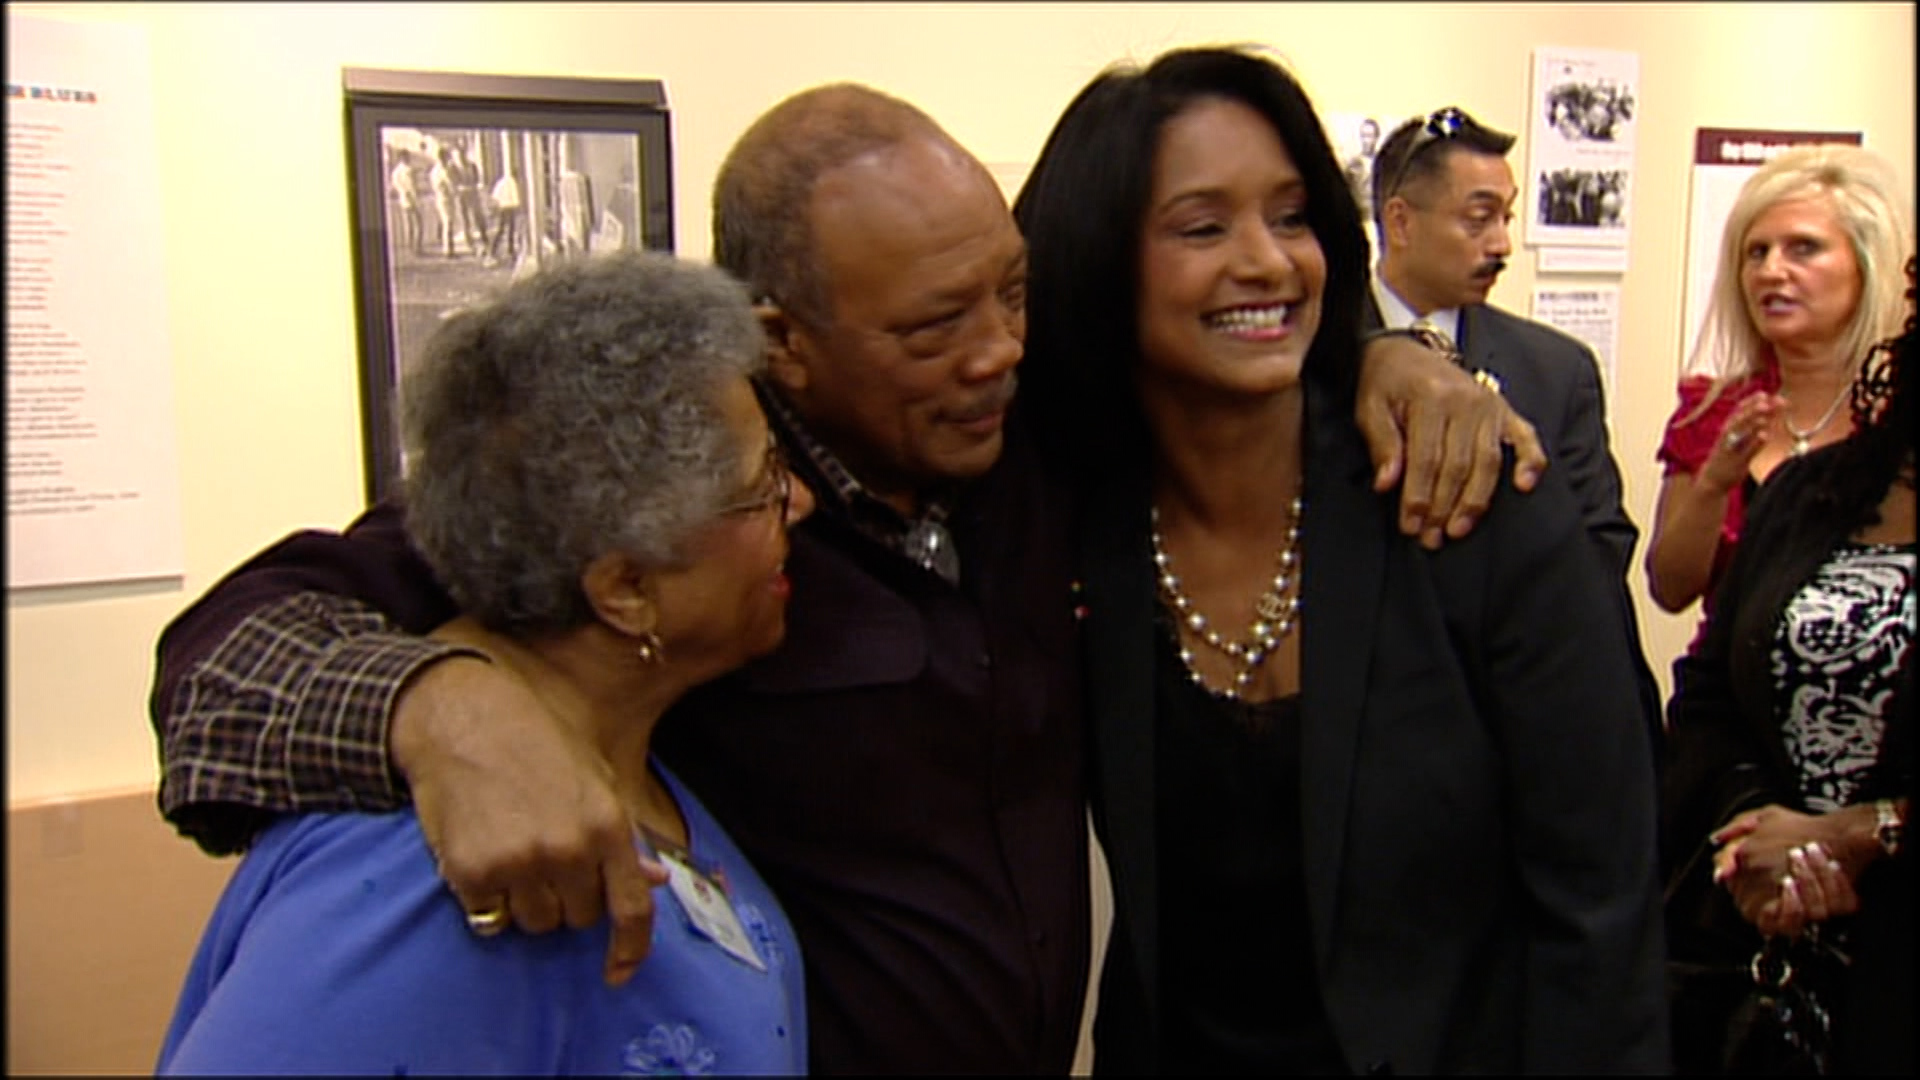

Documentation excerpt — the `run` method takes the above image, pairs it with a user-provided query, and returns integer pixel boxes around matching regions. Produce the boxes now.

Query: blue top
[157,765,806,1076]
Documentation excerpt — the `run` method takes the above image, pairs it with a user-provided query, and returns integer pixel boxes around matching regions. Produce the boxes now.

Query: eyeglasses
[1379,106,1471,204]
[719,433,793,521]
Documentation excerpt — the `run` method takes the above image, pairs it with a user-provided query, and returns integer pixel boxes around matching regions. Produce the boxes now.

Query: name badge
[641,830,765,971]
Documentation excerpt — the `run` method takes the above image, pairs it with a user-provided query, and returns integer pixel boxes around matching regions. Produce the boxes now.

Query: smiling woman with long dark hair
[1014,44,1667,1074]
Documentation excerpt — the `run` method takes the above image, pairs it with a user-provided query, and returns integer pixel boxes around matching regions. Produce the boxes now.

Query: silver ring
[465,907,510,936]
[1724,430,1746,451]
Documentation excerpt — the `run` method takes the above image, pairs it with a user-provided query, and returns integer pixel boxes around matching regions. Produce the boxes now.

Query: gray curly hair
[401,250,766,635]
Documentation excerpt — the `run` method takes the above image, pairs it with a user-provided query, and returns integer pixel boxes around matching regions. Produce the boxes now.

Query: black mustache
[1474,259,1508,280]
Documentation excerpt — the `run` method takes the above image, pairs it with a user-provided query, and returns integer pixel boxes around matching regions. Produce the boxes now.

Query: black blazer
[1084,384,1669,1075]
[1457,302,1637,578]
[1364,296,1635,575]
[1365,297,1663,750]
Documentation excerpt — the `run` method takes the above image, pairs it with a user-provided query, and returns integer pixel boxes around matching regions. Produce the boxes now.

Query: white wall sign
[1537,246,1630,274]
[6,15,184,589]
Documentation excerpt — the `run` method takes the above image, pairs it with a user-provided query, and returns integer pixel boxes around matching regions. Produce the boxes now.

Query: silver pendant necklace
[1782,377,1853,457]
[1151,496,1304,701]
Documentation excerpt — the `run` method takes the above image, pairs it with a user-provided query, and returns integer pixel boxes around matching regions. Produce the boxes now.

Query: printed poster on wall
[6,14,184,589]
[1531,285,1622,398]
[1525,46,1639,262]
[1677,127,1862,376]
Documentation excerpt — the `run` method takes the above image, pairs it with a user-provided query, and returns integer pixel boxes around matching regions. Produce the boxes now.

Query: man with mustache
[150,85,1541,1074]
[1369,105,1660,735]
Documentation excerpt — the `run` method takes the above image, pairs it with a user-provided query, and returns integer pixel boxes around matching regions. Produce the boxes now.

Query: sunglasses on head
[1379,106,1471,202]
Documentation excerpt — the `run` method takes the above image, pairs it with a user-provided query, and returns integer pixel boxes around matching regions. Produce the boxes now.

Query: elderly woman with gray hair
[157,251,815,1075]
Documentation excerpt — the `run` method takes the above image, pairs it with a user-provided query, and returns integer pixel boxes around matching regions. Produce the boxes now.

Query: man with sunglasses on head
[149,85,1546,1075]
[1369,106,1661,739]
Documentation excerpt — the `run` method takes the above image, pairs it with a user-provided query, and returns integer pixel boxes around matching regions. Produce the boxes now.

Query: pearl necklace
[1782,376,1854,457]
[1150,496,1304,701]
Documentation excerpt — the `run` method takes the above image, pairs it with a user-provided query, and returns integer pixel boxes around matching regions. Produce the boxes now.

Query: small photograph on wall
[1535,166,1629,229]
[1541,74,1635,145]
[1524,46,1638,251]
[345,69,673,503]
[1327,112,1384,218]
[1325,110,1385,251]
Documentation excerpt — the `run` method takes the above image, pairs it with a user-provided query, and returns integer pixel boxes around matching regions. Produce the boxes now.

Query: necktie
[1409,316,1456,353]
[1405,317,1492,391]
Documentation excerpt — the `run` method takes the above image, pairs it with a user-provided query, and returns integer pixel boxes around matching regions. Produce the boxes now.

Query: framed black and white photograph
[344,68,673,503]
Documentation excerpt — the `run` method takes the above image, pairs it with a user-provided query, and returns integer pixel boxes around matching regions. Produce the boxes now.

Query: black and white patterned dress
[1772,541,1916,813]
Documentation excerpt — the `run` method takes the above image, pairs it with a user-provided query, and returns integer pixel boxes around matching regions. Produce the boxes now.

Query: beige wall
[9,0,1914,803]
[3,1,1913,1071]
[8,0,1913,806]
[7,789,237,1074]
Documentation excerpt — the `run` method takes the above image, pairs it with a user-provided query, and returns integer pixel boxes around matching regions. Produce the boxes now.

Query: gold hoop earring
[635,631,665,665]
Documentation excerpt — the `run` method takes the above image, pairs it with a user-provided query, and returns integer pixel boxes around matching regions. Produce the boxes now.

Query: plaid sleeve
[156,591,482,854]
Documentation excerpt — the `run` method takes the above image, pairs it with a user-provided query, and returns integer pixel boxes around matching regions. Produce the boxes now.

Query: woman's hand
[1711,804,1869,937]
[1644,389,1789,612]
[1757,840,1862,937]
[1697,392,1784,493]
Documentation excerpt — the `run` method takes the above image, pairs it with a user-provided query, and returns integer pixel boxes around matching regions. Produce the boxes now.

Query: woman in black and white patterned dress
[1664,259,1915,1075]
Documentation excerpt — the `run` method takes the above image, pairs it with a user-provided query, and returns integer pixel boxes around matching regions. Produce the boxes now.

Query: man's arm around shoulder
[151,503,459,852]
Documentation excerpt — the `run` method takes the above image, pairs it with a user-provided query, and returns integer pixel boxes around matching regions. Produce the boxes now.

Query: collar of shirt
[755,379,963,585]
[1372,273,1461,345]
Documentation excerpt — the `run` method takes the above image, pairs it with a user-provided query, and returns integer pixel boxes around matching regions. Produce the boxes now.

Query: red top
[1655,365,1781,648]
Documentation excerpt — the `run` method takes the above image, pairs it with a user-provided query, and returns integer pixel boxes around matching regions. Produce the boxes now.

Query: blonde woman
[1647,145,1911,646]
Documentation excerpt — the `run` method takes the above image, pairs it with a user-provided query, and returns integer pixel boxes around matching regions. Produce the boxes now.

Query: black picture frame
[343,68,673,504]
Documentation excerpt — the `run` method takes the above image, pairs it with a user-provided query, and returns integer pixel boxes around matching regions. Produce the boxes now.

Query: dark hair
[1825,255,1918,528]
[1370,107,1516,231]
[1013,44,1369,474]
[712,82,954,327]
